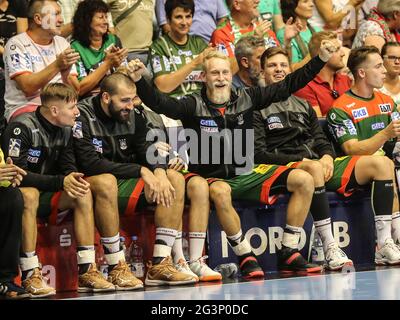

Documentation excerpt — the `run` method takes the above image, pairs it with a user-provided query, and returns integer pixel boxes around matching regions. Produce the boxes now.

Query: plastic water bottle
[311,233,325,265]
[120,236,129,262]
[98,254,108,279]
[182,232,189,261]
[213,263,239,279]
[129,236,145,278]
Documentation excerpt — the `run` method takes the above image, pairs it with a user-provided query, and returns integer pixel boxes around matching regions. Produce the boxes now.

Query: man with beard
[126,41,338,275]
[1,83,124,297]
[3,0,80,121]
[327,46,400,257]
[254,46,400,269]
[72,72,205,286]
[232,36,266,89]
[295,31,352,117]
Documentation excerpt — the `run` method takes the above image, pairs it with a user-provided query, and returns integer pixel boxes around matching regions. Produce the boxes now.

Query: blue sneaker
[0,281,31,300]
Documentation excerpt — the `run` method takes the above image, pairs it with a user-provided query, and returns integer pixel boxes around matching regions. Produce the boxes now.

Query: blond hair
[378,0,400,18]
[202,51,231,71]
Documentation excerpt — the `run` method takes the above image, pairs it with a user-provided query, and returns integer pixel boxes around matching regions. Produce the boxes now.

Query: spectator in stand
[233,36,266,89]
[57,0,115,38]
[278,0,321,71]
[70,0,128,98]
[3,0,80,122]
[211,0,280,73]
[106,0,155,64]
[295,31,352,117]
[379,42,400,105]
[357,0,378,27]
[156,0,228,43]
[0,147,29,299]
[309,0,365,48]
[0,0,28,133]
[352,0,400,51]
[258,0,284,32]
[150,0,215,99]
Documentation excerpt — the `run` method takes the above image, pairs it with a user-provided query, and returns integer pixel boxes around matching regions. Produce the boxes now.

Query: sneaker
[78,263,115,293]
[278,247,323,273]
[375,238,400,265]
[0,281,31,300]
[239,255,264,279]
[189,256,222,282]
[175,258,199,282]
[22,268,56,298]
[145,256,197,286]
[108,260,144,291]
[325,242,353,271]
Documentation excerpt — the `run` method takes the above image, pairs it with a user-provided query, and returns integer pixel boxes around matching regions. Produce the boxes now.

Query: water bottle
[98,254,108,279]
[129,235,145,278]
[213,263,239,279]
[182,232,189,261]
[391,112,400,165]
[311,233,325,265]
[120,236,129,262]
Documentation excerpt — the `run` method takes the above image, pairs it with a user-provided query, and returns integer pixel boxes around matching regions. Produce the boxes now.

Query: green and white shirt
[149,34,208,98]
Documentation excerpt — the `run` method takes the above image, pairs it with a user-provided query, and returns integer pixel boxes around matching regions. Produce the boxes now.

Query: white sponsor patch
[152,56,162,73]
[8,138,21,157]
[343,120,357,135]
[351,107,368,120]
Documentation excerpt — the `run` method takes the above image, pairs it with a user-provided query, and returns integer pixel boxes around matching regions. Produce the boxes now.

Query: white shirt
[3,32,77,120]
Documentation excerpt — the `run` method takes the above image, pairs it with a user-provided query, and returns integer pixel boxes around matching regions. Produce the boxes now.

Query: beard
[109,101,131,123]
[207,82,231,104]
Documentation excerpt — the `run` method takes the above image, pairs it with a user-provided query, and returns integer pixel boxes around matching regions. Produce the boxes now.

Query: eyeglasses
[383,55,400,62]
[331,89,339,99]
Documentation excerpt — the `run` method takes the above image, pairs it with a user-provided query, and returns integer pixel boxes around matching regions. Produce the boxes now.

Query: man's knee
[20,187,40,210]
[300,161,324,180]
[187,176,209,201]
[87,174,118,196]
[369,156,394,178]
[287,169,315,193]
[166,169,185,188]
[210,182,232,205]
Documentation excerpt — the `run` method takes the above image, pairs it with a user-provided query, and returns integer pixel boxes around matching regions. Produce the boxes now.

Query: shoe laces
[112,261,132,278]
[30,268,50,285]
[154,256,179,273]
[384,239,400,253]
[326,243,346,260]
[189,255,208,265]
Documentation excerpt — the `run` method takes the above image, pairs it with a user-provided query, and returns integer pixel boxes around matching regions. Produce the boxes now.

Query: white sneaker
[175,258,199,282]
[325,242,353,271]
[189,256,222,282]
[375,238,400,265]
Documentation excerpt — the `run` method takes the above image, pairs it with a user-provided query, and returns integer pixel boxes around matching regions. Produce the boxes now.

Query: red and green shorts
[207,164,293,205]
[288,155,361,197]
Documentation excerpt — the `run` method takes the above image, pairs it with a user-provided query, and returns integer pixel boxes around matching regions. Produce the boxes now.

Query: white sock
[375,215,392,248]
[392,212,400,243]
[314,218,336,253]
[226,230,243,246]
[154,228,178,260]
[282,225,302,249]
[172,231,185,263]
[189,232,206,261]
[101,233,120,254]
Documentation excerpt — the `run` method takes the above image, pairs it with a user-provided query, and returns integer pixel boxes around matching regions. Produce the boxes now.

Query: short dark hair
[40,83,78,106]
[281,0,299,23]
[72,0,110,48]
[100,72,136,96]
[260,47,290,69]
[382,42,400,56]
[347,46,381,78]
[165,0,195,20]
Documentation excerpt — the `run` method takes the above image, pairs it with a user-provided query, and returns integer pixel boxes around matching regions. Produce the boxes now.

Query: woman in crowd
[70,0,128,98]
[379,42,400,105]
[278,0,321,70]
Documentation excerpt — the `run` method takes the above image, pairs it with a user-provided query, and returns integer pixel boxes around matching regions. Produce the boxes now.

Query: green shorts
[207,164,292,205]
[117,178,147,216]
[289,156,361,197]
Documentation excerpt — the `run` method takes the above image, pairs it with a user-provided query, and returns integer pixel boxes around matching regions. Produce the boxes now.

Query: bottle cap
[131,235,138,241]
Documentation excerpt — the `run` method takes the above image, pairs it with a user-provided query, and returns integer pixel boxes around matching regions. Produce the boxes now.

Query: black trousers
[0,187,23,283]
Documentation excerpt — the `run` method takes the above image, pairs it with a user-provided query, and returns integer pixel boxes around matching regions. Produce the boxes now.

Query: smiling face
[202,57,233,104]
[90,11,109,36]
[263,53,291,85]
[168,7,193,39]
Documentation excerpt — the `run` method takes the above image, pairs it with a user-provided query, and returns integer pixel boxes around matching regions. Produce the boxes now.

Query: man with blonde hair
[127,40,338,275]
[295,31,352,117]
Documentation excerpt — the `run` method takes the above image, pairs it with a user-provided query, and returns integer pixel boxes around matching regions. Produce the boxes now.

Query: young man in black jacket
[126,41,338,275]
[254,46,400,267]
[72,72,206,285]
[1,83,141,297]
